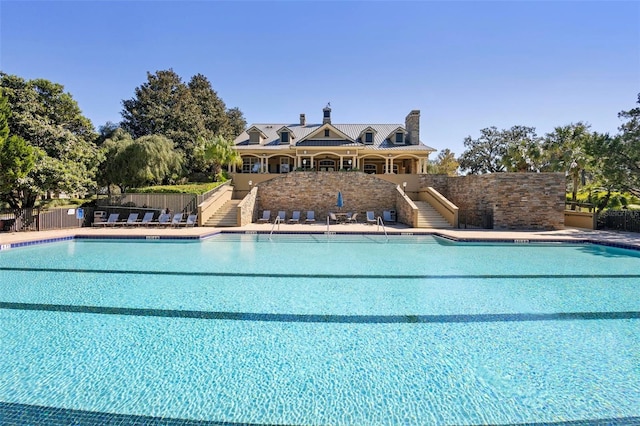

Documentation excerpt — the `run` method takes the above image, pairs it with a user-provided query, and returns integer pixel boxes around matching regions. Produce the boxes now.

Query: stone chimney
[300,113,306,126]
[405,110,420,145]
[322,104,332,124]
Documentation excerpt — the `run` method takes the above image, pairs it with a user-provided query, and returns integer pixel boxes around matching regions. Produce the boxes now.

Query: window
[363,164,377,174]
[324,129,330,137]
[249,132,261,144]
[280,158,290,173]
[242,157,260,173]
[281,131,289,143]
[365,132,373,144]
[395,132,404,144]
[324,110,330,118]
[318,159,335,171]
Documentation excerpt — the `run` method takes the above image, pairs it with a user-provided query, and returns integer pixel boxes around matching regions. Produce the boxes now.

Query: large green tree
[202,136,242,181]
[429,149,459,176]
[542,123,594,206]
[121,70,246,176]
[458,126,541,174]
[99,132,183,193]
[0,73,99,209]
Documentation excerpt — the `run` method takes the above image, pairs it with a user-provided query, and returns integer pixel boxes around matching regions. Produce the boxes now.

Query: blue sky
[1,1,638,156]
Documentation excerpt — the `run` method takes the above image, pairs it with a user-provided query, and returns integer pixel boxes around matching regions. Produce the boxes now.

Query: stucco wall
[256,172,399,222]
[420,173,565,230]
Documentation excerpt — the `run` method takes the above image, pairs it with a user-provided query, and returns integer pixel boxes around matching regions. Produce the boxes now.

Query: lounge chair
[151,213,171,226]
[383,210,395,223]
[277,211,286,222]
[305,211,315,223]
[329,212,338,224]
[347,212,358,224]
[171,213,184,227]
[182,214,197,227]
[125,213,139,226]
[139,212,155,226]
[258,210,271,223]
[94,213,119,227]
[288,211,301,223]
[366,211,376,225]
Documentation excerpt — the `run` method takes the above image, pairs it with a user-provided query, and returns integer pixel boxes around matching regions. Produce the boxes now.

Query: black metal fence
[597,210,640,233]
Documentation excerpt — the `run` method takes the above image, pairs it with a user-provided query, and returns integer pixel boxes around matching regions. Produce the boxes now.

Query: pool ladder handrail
[376,216,388,239]
[269,215,282,236]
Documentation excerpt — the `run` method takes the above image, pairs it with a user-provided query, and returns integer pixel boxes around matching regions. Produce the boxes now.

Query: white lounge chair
[182,214,197,227]
[258,210,271,223]
[383,210,395,223]
[329,212,338,224]
[277,211,286,222]
[366,211,376,225]
[289,211,301,223]
[347,212,359,223]
[151,213,171,226]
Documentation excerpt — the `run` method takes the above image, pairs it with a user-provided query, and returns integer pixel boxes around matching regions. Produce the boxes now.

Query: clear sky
[1,1,638,156]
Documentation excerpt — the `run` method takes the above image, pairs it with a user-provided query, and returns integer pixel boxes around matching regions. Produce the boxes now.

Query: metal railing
[269,215,282,236]
[376,216,388,239]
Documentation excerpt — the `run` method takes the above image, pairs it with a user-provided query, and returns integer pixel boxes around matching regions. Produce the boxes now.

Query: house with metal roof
[231,106,436,175]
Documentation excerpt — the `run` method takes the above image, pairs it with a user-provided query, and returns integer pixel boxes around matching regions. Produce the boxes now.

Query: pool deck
[1,223,639,250]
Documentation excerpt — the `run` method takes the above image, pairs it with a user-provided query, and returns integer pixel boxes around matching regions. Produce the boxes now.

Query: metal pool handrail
[269,216,282,236]
[377,216,388,239]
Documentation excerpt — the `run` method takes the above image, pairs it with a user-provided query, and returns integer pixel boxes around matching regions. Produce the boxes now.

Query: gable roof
[234,122,436,152]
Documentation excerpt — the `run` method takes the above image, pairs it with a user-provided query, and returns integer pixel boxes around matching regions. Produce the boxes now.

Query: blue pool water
[0,234,639,425]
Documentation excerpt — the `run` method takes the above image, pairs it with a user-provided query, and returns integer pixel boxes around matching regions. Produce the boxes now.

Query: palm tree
[203,136,242,181]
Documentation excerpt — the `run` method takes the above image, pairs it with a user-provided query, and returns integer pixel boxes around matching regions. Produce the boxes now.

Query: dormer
[276,126,295,145]
[358,126,377,145]
[387,127,408,145]
[247,126,267,145]
[299,123,354,143]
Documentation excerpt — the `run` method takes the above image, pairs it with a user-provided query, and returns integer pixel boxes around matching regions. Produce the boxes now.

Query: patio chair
[182,214,197,227]
[257,210,271,223]
[171,213,184,227]
[94,213,119,227]
[277,211,286,222]
[305,211,315,224]
[139,212,155,226]
[383,210,395,223]
[366,211,376,225]
[347,212,359,224]
[151,213,171,226]
[329,212,338,224]
[125,213,139,226]
[289,211,301,223]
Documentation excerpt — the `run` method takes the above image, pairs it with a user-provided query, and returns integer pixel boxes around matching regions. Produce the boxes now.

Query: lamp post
[402,181,407,195]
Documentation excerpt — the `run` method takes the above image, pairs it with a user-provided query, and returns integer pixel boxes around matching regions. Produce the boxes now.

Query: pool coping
[1,226,640,252]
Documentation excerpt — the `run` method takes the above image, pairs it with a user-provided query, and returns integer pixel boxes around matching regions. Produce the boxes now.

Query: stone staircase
[413,201,453,228]
[203,200,241,227]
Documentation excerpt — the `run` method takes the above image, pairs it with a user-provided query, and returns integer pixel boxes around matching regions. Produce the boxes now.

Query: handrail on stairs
[376,216,388,239]
[269,216,281,236]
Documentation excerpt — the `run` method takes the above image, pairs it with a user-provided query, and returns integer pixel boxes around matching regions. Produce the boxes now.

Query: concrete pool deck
[1,223,639,250]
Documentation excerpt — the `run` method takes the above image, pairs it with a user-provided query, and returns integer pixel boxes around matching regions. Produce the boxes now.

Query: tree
[615,93,640,192]
[429,149,459,175]
[0,135,43,218]
[542,123,594,207]
[226,106,247,139]
[121,70,246,176]
[203,136,242,181]
[0,73,99,209]
[459,126,542,174]
[500,126,543,172]
[99,133,183,193]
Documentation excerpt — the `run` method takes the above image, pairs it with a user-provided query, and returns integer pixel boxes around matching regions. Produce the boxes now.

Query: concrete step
[203,200,240,227]
[413,201,453,228]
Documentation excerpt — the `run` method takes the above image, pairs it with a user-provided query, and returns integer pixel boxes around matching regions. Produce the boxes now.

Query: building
[231,106,436,175]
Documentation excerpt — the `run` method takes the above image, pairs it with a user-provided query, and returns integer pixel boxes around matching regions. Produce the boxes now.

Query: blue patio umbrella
[336,191,344,210]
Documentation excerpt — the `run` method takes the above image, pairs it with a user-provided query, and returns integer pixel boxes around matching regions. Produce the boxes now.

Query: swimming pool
[1,234,639,425]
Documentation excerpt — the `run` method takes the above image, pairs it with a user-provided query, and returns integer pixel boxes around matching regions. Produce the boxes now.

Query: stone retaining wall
[256,172,398,221]
[420,173,565,230]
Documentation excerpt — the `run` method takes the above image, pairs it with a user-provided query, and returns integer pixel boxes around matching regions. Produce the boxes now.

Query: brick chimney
[322,104,331,124]
[299,113,306,126]
[405,110,420,145]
